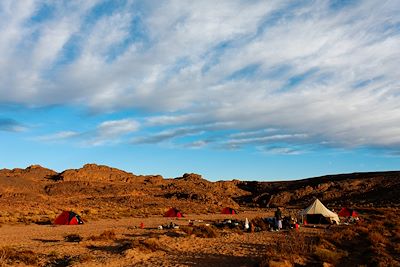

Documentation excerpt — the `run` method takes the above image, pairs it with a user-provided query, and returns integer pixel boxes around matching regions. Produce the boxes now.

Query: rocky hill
[50,164,138,182]
[0,164,246,222]
[235,171,400,208]
[0,164,398,223]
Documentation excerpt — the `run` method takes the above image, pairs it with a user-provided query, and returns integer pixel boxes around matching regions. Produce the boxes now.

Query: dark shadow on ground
[170,251,260,267]
[32,238,61,243]
[87,242,133,255]
[123,230,184,239]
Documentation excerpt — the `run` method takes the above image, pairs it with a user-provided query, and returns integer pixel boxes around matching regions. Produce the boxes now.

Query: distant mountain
[0,164,398,222]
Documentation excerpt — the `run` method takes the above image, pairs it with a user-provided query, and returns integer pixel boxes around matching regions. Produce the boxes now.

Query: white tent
[299,199,340,224]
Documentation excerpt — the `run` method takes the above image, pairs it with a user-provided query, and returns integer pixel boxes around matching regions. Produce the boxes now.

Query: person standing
[275,207,282,231]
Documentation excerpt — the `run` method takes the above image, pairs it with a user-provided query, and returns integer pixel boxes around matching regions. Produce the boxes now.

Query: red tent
[338,208,358,217]
[164,208,183,218]
[54,211,84,225]
[221,207,237,214]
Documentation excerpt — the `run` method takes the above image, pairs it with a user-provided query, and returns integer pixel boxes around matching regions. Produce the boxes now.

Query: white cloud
[88,119,140,146]
[226,133,309,147]
[97,119,139,136]
[35,131,80,142]
[258,146,305,155]
[1,1,400,151]
[184,140,209,149]
[144,114,197,126]
[36,119,139,146]
[132,126,204,144]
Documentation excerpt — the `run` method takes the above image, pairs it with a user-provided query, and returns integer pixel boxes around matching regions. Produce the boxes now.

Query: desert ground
[1,209,399,266]
[1,165,399,266]
[1,212,275,267]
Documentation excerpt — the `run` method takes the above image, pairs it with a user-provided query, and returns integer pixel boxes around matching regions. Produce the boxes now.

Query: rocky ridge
[0,164,399,222]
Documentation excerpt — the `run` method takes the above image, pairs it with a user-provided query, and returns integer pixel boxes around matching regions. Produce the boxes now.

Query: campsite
[1,0,400,266]
[0,164,399,266]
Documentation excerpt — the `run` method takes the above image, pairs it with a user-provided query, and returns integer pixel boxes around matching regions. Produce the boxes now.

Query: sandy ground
[0,211,308,266]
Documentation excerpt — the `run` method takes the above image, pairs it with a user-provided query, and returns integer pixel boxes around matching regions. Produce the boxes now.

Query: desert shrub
[261,232,318,266]
[0,247,40,265]
[369,231,386,245]
[354,225,369,235]
[17,216,32,225]
[262,231,319,266]
[394,243,400,254]
[47,251,59,258]
[88,230,116,241]
[275,232,318,256]
[368,247,399,267]
[251,217,271,231]
[35,217,52,225]
[383,221,396,229]
[258,258,292,267]
[314,246,347,264]
[180,225,219,238]
[329,227,358,245]
[46,255,82,267]
[88,239,162,255]
[64,234,83,243]
[140,238,163,252]
[393,228,400,241]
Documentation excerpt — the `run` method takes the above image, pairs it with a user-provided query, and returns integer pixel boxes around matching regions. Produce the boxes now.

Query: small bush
[262,231,319,265]
[330,227,358,244]
[275,232,318,255]
[46,255,81,267]
[88,230,116,241]
[314,246,347,264]
[0,247,40,265]
[180,225,219,238]
[369,231,386,245]
[141,238,163,252]
[64,234,83,243]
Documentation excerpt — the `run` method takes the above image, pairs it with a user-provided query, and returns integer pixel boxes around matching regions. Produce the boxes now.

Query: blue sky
[1,0,399,181]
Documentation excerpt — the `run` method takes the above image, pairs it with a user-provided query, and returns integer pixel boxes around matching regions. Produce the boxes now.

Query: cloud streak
[1,0,400,152]
[36,118,139,146]
[0,118,25,132]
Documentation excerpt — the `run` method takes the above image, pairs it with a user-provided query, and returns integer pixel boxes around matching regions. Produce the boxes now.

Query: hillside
[236,171,400,208]
[0,164,398,224]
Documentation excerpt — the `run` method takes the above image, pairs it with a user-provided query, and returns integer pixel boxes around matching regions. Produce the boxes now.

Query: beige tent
[299,199,340,224]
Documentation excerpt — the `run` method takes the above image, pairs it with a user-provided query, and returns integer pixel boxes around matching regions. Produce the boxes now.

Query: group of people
[241,207,298,232]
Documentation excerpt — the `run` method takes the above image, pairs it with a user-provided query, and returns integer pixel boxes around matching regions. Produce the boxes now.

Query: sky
[1,0,400,181]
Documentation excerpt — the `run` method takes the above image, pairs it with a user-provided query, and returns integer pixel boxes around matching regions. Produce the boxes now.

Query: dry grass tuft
[329,227,358,244]
[88,230,116,241]
[180,225,219,238]
[64,234,83,243]
[46,255,81,267]
[260,231,320,266]
[314,246,347,264]
[275,232,318,256]
[138,238,163,252]
[369,231,386,245]
[0,247,40,266]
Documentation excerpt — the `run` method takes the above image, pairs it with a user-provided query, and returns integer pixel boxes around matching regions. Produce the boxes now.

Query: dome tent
[54,211,84,225]
[221,207,237,214]
[338,207,358,217]
[164,207,183,218]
